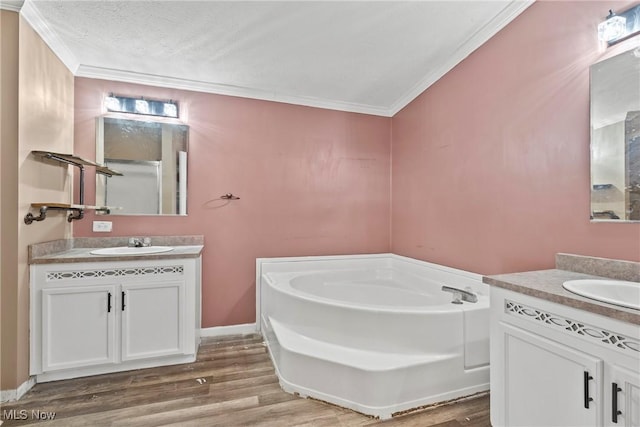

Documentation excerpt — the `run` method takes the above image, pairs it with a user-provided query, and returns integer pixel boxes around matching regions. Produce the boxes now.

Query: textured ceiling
[22,1,532,116]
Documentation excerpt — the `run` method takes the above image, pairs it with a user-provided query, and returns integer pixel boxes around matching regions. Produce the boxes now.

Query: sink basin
[90,246,174,256]
[562,279,640,310]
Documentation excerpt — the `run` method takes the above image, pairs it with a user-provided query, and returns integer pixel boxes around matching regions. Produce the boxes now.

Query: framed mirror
[96,117,188,215]
[590,48,640,222]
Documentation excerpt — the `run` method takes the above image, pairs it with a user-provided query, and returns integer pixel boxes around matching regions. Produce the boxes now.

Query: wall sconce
[598,5,640,45]
[104,94,179,118]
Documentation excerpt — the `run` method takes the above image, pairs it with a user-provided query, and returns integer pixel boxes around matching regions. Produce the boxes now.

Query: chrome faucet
[128,237,151,248]
[441,286,478,304]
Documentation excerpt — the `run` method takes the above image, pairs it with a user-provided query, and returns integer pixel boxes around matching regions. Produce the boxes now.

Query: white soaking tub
[256,254,490,419]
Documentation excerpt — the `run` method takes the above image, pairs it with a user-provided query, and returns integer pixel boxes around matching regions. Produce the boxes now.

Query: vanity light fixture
[598,5,640,45]
[104,94,179,118]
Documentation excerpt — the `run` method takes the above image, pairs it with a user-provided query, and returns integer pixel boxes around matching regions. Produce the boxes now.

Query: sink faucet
[128,237,151,247]
[441,286,478,304]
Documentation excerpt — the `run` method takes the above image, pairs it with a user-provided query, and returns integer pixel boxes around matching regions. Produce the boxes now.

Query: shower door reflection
[96,117,188,215]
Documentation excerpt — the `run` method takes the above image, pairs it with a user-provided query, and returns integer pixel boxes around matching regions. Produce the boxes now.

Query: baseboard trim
[200,323,257,338]
[0,376,36,402]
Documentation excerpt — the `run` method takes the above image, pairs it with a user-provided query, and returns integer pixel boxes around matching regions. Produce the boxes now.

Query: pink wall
[391,1,640,275]
[75,1,640,327]
[74,78,391,327]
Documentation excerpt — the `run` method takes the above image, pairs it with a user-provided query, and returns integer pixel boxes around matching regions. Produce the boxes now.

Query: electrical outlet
[93,221,112,232]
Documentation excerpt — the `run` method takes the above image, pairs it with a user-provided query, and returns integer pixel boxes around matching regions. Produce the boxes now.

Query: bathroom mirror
[590,48,640,222]
[96,117,188,215]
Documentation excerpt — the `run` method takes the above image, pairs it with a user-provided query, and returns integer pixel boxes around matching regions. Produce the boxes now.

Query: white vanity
[486,255,640,427]
[29,237,203,382]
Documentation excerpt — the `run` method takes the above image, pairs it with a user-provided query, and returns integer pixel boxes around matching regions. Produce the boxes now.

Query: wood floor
[0,334,490,426]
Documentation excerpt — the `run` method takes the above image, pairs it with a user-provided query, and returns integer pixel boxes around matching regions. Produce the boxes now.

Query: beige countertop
[484,269,640,325]
[29,236,204,264]
[30,245,203,264]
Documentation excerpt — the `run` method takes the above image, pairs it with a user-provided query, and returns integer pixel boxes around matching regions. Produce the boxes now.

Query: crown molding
[0,1,24,12]
[15,0,532,118]
[388,0,534,116]
[76,65,393,117]
[20,0,79,73]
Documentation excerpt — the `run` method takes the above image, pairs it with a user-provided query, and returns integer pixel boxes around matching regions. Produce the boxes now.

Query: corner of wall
[388,115,394,252]
[12,13,75,390]
[1,8,21,392]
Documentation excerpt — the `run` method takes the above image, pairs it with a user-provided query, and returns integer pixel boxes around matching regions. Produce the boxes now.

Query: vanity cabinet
[499,323,603,426]
[606,365,640,426]
[42,285,117,371]
[120,280,185,361]
[491,287,639,427]
[31,257,201,382]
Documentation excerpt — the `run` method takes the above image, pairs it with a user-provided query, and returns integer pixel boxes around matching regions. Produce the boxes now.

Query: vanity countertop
[484,268,640,325]
[29,236,204,265]
[30,245,203,264]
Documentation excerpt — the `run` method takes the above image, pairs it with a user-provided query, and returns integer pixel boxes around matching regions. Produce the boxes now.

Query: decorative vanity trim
[505,300,639,353]
[484,268,640,325]
[46,265,184,281]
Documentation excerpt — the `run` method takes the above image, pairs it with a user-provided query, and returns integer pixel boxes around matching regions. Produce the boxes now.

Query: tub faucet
[441,286,478,304]
[128,237,151,247]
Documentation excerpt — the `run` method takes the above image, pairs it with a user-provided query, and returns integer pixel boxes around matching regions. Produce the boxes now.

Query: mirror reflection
[96,117,188,215]
[590,48,640,222]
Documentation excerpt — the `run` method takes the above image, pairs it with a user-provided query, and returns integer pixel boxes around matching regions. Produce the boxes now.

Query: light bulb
[598,14,626,43]
[163,103,178,118]
[105,95,120,111]
[135,99,149,114]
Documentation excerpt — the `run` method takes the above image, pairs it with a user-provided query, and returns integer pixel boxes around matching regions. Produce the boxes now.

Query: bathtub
[256,254,490,419]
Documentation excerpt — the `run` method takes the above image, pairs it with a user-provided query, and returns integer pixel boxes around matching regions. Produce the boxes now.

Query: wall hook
[220,193,240,200]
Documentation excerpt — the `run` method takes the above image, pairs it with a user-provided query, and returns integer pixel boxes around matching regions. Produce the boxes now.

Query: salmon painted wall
[74,78,391,327]
[391,1,640,275]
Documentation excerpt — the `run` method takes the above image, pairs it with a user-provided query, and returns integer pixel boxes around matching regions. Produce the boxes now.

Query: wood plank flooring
[0,334,490,426]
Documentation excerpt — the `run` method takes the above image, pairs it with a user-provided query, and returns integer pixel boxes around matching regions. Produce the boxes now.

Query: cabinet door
[501,323,603,427]
[608,365,640,426]
[42,285,117,371]
[120,280,185,361]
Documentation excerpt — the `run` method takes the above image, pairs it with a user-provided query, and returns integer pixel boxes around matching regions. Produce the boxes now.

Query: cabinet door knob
[612,382,622,423]
[121,291,126,311]
[583,371,594,409]
[107,292,112,313]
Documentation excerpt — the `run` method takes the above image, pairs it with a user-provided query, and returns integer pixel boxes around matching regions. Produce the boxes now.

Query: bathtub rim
[264,270,487,314]
[256,253,487,333]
